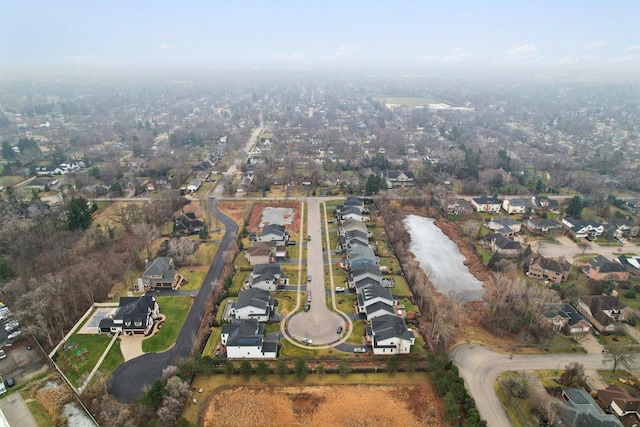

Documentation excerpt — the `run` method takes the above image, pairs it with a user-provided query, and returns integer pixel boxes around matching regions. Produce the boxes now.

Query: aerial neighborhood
[0,69,639,427]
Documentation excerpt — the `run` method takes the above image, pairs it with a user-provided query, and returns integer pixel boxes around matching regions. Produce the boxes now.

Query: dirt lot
[247,202,301,234]
[218,201,251,227]
[202,384,442,427]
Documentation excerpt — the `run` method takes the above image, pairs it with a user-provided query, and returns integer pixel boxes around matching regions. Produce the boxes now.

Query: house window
[134,321,142,327]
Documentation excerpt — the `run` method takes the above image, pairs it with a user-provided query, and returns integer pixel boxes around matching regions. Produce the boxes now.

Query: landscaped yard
[54,333,114,387]
[97,342,125,376]
[142,296,192,353]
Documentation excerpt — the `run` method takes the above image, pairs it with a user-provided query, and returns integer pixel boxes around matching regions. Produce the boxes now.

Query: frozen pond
[404,215,484,303]
[261,207,294,227]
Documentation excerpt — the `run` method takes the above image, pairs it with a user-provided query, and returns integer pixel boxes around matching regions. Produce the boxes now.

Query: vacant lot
[202,384,442,427]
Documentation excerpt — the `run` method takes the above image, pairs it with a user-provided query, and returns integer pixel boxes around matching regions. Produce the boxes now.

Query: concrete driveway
[0,393,38,427]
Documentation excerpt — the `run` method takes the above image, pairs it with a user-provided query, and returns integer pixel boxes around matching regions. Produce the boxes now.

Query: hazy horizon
[2,1,639,77]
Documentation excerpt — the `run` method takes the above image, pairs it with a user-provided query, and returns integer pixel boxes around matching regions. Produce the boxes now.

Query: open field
[189,374,442,427]
[374,96,440,107]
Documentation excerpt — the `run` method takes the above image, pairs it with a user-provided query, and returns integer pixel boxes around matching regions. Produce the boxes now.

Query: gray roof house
[221,319,278,359]
[367,314,415,355]
[139,257,181,291]
[99,295,160,336]
[232,288,273,322]
[556,388,622,427]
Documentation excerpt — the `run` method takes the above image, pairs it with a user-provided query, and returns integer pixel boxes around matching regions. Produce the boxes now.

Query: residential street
[449,344,633,427]
[286,199,344,345]
[533,235,635,262]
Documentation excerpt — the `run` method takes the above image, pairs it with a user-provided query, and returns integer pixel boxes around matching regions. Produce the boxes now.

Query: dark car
[336,326,343,334]
[5,377,14,388]
[304,304,310,312]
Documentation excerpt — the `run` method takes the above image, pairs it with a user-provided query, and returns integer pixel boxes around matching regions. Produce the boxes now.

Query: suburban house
[484,233,522,257]
[187,179,202,193]
[442,197,472,215]
[339,218,370,236]
[99,295,160,336]
[343,197,365,210]
[598,385,640,426]
[526,255,571,283]
[221,319,278,359]
[578,295,631,334]
[540,303,591,334]
[245,246,273,266]
[384,170,415,188]
[617,255,640,272]
[525,218,564,236]
[502,198,528,214]
[231,288,273,322]
[605,218,639,238]
[174,212,203,235]
[532,196,559,212]
[562,217,604,238]
[250,264,284,291]
[137,257,182,291]
[366,314,415,355]
[364,301,396,320]
[584,255,629,282]
[346,246,379,268]
[357,286,395,319]
[471,196,502,213]
[556,388,623,427]
[337,205,366,222]
[349,263,382,287]
[255,224,288,245]
[191,160,212,174]
[341,230,370,250]
[486,217,522,236]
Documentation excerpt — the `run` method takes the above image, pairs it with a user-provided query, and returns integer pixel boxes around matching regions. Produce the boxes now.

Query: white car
[4,321,19,332]
[335,287,345,293]
[301,337,313,344]
[7,330,21,340]
[353,347,367,353]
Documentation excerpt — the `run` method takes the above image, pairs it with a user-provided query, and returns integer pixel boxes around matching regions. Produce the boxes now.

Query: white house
[221,319,278,359]
[250,264,283,291]
[232,288,273,322]
[562,217,604,238]
[368,315,415,355]
[471,196,502,213]
[502,198,527,215]
[99,295,160,336]
[187,179,202,192]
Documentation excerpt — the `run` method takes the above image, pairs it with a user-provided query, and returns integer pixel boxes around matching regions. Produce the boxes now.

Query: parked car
[307,275,312,282]
[336,326,343,334]
[4,320,19,332]
[335,287,345,293]
[304,304,310,312]
[7,330,22,340]
[307,235,311,241]
[4,377,14,388]
[0,349,6,359]
[301,337,313,344]
[353,347,367,353]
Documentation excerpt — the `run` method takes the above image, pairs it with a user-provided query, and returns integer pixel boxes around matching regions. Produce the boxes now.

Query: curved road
[449,344,617,427]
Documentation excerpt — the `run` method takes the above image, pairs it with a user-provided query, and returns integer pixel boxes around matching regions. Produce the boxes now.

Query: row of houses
[245,224,290,265]
[541,294,632,336]
[220,263,285,359]
[338,199,415,355]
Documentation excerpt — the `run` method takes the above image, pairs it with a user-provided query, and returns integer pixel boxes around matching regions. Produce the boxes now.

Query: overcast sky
[2,0,639,72]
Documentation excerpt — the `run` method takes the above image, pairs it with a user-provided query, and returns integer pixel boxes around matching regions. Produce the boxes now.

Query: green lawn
[25,398,53,427]
[388,275,411,296]
[345,321,366,345]
[54,334,113,387]
[181,268,206,291]
[142,296,191,353]
[97,342,125,376]
[335,293,356,314]
[202,328,222,358]
[276,292,299,316]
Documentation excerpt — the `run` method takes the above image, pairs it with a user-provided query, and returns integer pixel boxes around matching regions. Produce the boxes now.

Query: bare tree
[559,362,585,387]
[577,241,591,256]
[604,346,636,372]
[131,222,160,260]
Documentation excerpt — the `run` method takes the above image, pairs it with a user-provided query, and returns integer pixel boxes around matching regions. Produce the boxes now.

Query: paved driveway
[534,236,634,262]
[0,393,38,427]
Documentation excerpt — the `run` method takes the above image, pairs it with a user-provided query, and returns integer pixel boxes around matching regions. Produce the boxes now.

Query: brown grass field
[201,384,442,427]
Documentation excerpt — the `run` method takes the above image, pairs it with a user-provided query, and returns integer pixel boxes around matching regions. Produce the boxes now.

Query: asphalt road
[449,344,621,427]
[108,200,238,402]
[286,199,343,344]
